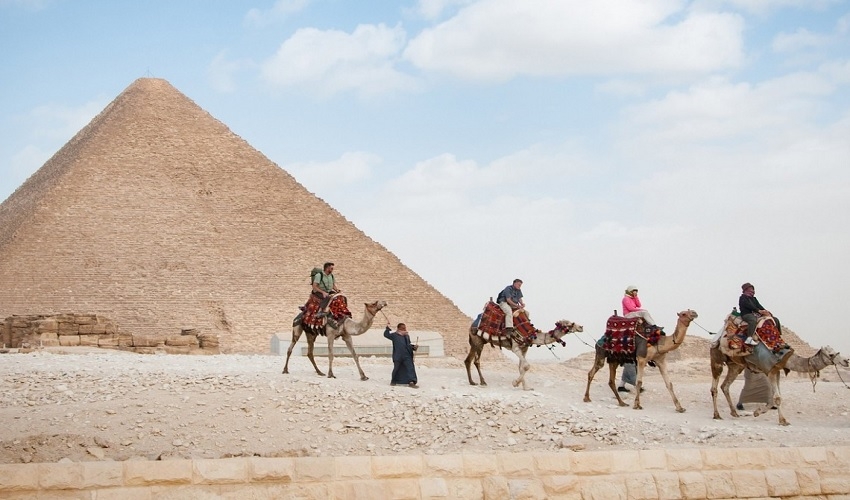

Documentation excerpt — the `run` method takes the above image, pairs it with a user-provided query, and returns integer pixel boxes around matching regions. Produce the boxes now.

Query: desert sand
[1,347,849,464]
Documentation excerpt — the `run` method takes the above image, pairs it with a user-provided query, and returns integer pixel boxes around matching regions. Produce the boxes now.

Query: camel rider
[313,262,340,322]
[739,282,781,346]
[622,286,659,328]
[497,279,526,331]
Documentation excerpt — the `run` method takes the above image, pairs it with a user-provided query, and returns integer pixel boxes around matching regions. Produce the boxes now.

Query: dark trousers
[742,313,781,338]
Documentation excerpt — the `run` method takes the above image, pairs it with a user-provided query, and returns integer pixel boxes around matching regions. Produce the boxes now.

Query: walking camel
[583,309,699,412]
[465,318,583,390]
[710,323,848,425]
[282,297,387,380]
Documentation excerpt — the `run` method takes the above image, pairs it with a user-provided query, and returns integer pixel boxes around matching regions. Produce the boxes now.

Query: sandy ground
[1,347,849,464]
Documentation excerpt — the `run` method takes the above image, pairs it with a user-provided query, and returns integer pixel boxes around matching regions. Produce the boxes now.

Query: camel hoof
[282,369,288,374]
[481,382,487,387]
[676,408,686,413]
[327,374,336,379]
[730,411,739,418]
[779,420,790,426]
[618,401,628,407]
[713,414,722,420]
[583,397,591,403]
[468,381,478,386]
[633,405,643,410]
[361,376,369,381]
[512,380,520,388]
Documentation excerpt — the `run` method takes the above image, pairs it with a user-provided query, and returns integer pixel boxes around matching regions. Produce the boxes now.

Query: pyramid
[0,78,473,355]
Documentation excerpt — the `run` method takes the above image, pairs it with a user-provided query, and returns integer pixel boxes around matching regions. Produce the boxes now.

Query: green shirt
[313,272,335,293]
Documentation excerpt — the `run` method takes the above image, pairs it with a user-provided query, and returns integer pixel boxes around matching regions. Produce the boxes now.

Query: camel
[583,310,699,412]
[282,298,387,381]
[710,326,848,425]
[465,319,583,390]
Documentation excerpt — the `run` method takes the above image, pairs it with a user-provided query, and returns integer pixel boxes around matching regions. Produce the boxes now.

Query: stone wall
[1,446,848,499]
[2,314,219,354]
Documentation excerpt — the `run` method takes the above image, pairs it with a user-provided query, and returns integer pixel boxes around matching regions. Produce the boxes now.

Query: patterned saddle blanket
[600,315,664,362]
[299,293,352,334]
[475,301,536,343]
[723,312,788,353]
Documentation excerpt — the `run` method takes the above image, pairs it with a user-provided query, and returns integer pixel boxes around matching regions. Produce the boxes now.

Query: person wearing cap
[739,283,781,346]
[497,279,526,332]
[618,285,658,393]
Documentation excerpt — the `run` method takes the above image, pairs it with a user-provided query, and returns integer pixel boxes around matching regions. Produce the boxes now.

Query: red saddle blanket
[724,314,786,353]
[476,301,536,341]
[302,294,352,331]
[602,316,639,354]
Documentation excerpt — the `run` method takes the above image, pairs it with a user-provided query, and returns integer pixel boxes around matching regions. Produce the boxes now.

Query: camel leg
[754,370,788,425]
[583,352,605,403]
[340,334,368,381]
[473,348,487,386]
[282,324,303,374]
[719,364,744,418]
[511,345,532,390]
[643,356,685,413]
[303,333,325,376]
[608,362,628,407]
[325,334,337,379]
[465,342,486,386]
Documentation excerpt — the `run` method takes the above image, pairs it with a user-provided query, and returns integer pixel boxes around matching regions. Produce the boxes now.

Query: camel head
[554,320,583,335]
[819,346,849,368]
[677,310,699,323]
[365,300,388,316]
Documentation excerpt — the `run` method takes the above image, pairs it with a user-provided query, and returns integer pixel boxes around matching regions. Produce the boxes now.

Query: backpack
[310,267,323,284]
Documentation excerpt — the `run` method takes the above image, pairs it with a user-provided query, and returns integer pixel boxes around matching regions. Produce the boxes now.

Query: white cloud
[244,0,311,28]
[285,152,380,193]
[773,28,830,54]
[208,51,249,93]
[412,0,476,20]
[404,0,745,81]
[260,23,421,97]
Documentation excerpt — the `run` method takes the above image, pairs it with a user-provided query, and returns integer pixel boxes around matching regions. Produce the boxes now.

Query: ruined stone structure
[0,78,472,355]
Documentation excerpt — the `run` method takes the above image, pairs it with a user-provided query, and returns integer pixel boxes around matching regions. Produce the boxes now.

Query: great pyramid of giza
[0,78,473,355]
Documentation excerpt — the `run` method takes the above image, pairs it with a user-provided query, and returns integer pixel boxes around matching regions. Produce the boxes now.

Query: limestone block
[508,478,547,499]
[39,332,60,346]
[424,454,463,476]
[124,460,193,486]
[639,449,667,470]
[248,457,294,482]
[702,470,734,499]
[702,447,738,470]
[334,456,371,480]
[610,450,640,473]
[798,446,828,466]
[58,322,79,334]
[580,476,627,500]
[164,346,191,355]
[118,332,134,347]
[677,471,706,499]
[79,324,93,334]
[293,456,334,482]
[58,335,81,346]
[820,472,850,495]
[768,447,801,468]
[541,474,580,496]
[652,471,683,500]
[419,477,449,498]
[570,451,613,475]
[219,483,295,499]
[445,478,484,499]
[731,470,767,498]
[38,462,82,489]
[796,467,821,496]
[149,484,220,498]
[0,463,40,491]
[482,475,510,500]
[828,446,850,467]
[90,323,107,334]
[34,318,58,333]
[384,478,420,499]
[534,452,572,474]
[79,334,99,346]
[498,452,535,476]
[98,335,119,347]
[92,486,154,500]
[372,455,423,478]
[74,315,97,325]
[665,449,703,472]
[735,447,771,469]
[764,468,800,497]
[81,461,123,488]
[193,458,248,484]
[462,453,499,477]
[132,333,165,347]
[330,480,387,500]
[624,472,658,500]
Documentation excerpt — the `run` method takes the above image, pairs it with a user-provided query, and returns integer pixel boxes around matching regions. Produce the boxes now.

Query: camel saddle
[294,293,352,335]
[599,315,665,363]
[475,301,536,344]
[720,311,789,354]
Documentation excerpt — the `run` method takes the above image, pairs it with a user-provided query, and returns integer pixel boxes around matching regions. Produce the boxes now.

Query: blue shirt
[497,285,523,306]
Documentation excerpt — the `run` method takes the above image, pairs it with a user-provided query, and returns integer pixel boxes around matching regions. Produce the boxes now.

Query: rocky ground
[1,347,849,464]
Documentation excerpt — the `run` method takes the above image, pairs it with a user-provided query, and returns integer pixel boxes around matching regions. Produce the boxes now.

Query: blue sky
[2,0,849,360]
